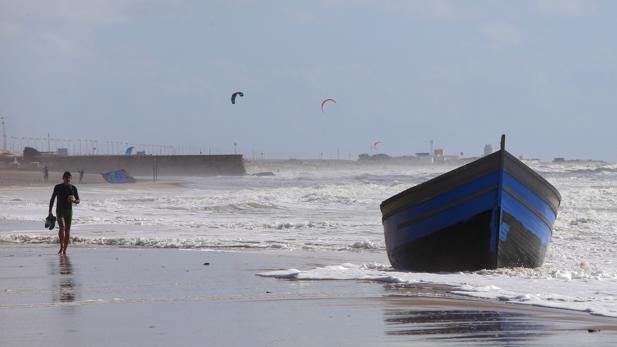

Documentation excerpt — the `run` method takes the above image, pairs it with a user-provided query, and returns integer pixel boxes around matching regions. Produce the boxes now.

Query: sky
[1,0,617,160]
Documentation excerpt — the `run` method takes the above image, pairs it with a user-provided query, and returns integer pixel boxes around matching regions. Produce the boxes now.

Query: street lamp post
[0,116,6,152]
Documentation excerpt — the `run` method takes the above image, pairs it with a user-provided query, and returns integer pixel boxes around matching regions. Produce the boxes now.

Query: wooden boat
[380,135,561,271]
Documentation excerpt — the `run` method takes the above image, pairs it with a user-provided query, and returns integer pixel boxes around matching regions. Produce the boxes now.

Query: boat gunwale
[502,151,562,207]
[380,150,561,220]
[380,151,501,219]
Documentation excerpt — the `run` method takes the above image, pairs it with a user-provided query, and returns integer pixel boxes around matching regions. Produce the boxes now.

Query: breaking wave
[0,232,385,252]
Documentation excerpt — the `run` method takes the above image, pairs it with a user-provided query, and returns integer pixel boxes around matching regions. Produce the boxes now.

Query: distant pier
[33,154,246,177]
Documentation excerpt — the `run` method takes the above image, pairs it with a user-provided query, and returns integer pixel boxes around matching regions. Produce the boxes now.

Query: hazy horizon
[2,1,617,161]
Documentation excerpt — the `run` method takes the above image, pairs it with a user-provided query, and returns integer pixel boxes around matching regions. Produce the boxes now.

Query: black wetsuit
[49,183,79,227]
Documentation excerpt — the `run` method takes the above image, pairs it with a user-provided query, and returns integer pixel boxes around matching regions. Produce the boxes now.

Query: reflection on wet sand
[380,284,617,345]
[384,308,547,344]
[49,255,78,305]
[380,283,552,344]
[59,256,75,302]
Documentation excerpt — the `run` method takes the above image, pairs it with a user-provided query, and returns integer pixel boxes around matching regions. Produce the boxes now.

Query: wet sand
[1,244,616,346]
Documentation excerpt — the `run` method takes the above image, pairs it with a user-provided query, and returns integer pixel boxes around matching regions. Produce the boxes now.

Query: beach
[3,160,617,346]
[1,244,616,346]
[5,0,617,344]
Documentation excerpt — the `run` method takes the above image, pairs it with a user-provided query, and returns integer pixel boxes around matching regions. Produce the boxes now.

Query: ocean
[2,159,617,317]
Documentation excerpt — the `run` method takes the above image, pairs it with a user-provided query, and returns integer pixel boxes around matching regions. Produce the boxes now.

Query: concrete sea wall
[35,154,246,176]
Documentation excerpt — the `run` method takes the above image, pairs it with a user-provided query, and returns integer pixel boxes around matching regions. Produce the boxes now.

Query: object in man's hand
[45,215,56,230]
[68,195,75,203]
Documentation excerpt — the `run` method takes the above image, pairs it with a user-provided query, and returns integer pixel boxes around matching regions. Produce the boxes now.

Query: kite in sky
[321,98,336,112]
[231,91,244,104]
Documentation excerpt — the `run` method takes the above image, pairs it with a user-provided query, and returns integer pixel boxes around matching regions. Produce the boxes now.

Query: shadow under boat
[380,135,561,272]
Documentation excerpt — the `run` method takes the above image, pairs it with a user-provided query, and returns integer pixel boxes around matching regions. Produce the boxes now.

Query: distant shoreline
[0,168,106,187]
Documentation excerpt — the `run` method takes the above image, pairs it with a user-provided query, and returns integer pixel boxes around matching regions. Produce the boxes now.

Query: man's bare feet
[58,248,64,255]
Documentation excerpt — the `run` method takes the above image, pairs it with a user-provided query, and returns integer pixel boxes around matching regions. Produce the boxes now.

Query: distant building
[553,157,565,163]
[357,153,391,161]
[372,153,391,161]
[57,148,68,156]
[413,152,433,164]
[483,144,493,156]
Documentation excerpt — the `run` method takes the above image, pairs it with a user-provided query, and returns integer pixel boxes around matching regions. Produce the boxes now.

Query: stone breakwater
[35,154,246,176]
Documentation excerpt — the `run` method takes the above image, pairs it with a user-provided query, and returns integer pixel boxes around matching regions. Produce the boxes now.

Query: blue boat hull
[381,149,560,271]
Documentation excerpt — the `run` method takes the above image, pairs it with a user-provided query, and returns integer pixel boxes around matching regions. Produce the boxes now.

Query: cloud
[535,0,597,16]
[0,0,127,24]
[381,0,462,19]
[301,0,463,20]
[481,22,524,45]
[0,0,193,58]
[0,0,190,25]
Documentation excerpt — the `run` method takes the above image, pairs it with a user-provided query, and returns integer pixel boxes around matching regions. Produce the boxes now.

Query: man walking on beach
[49,171,80,255]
